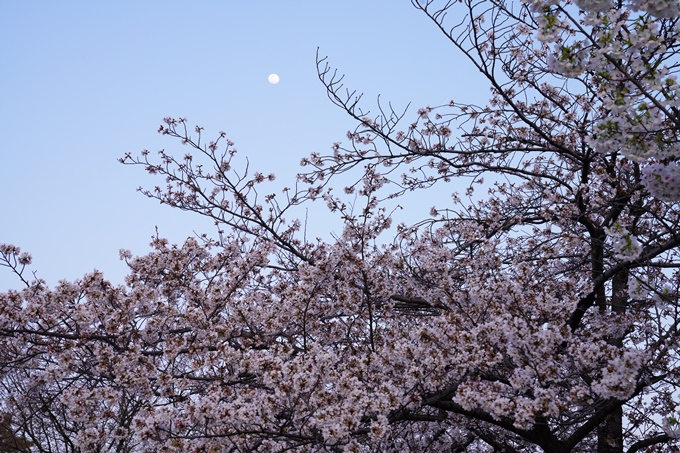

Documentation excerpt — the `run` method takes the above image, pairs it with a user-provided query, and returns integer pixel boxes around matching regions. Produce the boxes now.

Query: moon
[268,74,280,84]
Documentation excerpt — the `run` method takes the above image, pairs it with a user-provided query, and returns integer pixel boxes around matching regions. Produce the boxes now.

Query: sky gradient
[1,1,489,290]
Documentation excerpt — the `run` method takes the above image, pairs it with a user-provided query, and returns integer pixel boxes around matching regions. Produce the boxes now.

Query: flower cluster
[530,0,680,200]
[664,416,680,438]
[641,162,680,201]
[604,223,643,261]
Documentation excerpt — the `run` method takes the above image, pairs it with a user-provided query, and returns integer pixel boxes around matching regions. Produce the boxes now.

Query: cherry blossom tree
[2,0,680,452]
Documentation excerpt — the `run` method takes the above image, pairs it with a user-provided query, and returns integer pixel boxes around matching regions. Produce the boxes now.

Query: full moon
[268,74,280,84]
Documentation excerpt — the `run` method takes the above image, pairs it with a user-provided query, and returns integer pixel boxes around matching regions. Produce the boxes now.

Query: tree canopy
[2,0,680,452]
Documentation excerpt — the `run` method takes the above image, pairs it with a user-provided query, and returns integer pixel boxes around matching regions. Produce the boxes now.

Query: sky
[0,1,489,291]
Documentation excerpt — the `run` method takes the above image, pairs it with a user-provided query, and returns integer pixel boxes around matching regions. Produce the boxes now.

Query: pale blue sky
[1,1,488,290]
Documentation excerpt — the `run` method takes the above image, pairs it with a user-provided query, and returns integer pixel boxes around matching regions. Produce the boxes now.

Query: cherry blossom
[2,1,680,452]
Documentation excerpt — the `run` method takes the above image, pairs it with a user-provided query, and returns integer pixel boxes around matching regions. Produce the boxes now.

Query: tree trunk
[597,269,628,453]
[598,407,624,453]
